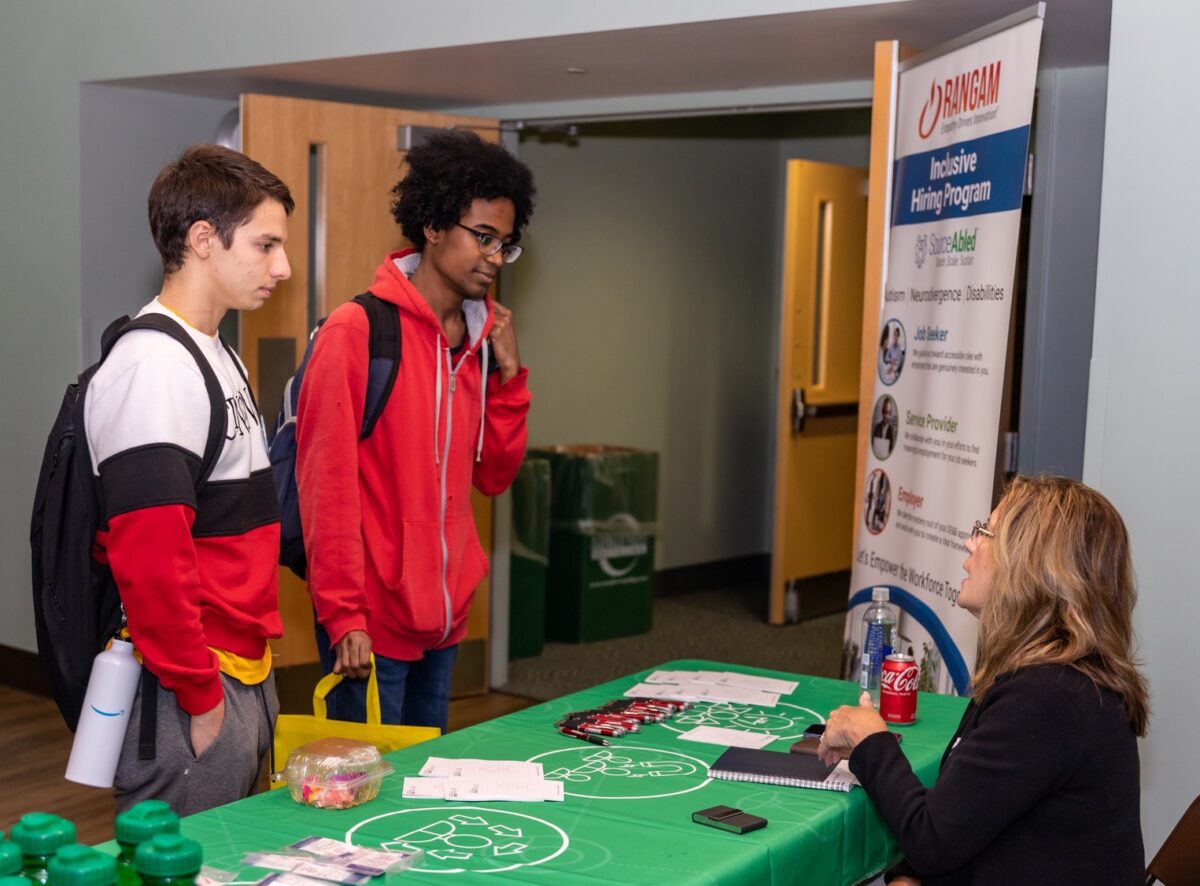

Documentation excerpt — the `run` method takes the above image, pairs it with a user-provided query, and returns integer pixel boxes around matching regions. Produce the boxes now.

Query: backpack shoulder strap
[351,292,401,439]
[102,314,227,489]
[220,337,259,413]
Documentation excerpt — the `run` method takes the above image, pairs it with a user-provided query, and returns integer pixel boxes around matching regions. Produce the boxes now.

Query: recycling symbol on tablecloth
[529,745,711,800]
[660,701,825,740]
[347,807,568,875]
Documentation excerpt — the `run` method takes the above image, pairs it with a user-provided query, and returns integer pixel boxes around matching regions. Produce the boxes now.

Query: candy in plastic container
[281,738,394,809]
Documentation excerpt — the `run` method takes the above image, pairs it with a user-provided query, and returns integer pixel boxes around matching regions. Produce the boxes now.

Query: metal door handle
[793,389,858,435]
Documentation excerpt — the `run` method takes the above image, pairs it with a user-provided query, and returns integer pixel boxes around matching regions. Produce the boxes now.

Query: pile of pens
[555,697,690,746]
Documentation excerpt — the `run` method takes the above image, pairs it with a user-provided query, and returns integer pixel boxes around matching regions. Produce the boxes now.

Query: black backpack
[30,313,228,731]
[269,293,401,580]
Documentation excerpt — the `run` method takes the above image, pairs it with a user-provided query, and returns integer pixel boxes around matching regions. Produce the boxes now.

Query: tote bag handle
[311,654,384,724]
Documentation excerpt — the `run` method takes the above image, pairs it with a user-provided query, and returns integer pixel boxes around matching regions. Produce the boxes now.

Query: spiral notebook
[709,746,858,792]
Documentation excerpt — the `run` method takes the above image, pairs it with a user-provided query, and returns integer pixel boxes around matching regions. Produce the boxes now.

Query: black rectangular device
[692,805,768,834]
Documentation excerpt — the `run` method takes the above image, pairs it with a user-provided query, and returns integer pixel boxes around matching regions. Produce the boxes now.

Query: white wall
[81,85,239,363]
[1087,0,1200,857]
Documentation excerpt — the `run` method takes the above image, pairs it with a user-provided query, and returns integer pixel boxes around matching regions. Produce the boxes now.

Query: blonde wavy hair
[972,475,1148,736]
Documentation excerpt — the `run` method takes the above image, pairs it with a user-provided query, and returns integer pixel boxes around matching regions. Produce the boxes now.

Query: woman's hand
[818,691,889,765]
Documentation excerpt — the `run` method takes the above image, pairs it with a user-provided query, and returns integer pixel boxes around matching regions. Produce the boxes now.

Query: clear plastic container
[281,738,393,809]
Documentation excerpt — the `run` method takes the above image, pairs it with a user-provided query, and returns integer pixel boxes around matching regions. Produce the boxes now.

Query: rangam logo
[918,61,1003,139]
[918,81,943,139]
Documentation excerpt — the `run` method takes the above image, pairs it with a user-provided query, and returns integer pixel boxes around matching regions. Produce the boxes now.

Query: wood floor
[0,686,535,846]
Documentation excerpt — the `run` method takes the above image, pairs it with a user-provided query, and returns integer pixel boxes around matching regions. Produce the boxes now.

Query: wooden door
[769,161,868,624]
[239,94,500,695]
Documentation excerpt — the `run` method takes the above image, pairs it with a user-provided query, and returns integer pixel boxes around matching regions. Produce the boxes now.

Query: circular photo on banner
[871,395,899,461]
[864,468,892,535]
[877,319,906,386]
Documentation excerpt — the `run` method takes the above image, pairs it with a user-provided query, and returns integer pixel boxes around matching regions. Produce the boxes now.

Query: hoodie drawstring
[476,338,488,462]
[434,345,443,465]
[435,333,489,467]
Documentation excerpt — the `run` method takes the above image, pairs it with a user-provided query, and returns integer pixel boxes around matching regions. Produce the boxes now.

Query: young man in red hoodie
[85,145,292,813]
[296,131,534,730]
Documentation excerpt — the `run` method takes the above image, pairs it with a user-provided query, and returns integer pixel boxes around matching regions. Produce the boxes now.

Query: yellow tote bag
[271,656,440,787]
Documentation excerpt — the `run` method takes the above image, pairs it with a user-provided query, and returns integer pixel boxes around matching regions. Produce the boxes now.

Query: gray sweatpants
[113,671,279,816]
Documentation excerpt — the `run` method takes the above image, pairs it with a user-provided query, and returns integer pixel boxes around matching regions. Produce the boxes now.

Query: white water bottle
[859,586,897,708]
[66,639,142,787]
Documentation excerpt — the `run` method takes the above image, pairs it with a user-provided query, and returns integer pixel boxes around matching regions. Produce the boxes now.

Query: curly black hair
[391,130,536,249]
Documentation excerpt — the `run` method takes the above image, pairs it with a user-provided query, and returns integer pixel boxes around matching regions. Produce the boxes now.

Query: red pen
[624,705,668,721]
[580,724,625,737]
[593,715,640,731]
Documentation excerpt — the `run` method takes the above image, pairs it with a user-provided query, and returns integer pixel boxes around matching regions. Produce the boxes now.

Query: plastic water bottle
[134,835,202,886]
[47,845,115,886]
[10,813,76,885]
[114,802,179,886]
[860,586,897,708]
[66,639,142,788]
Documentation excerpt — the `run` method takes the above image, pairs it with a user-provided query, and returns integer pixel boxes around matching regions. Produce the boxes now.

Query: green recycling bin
[509,457,551,660]
[533,445,659,643]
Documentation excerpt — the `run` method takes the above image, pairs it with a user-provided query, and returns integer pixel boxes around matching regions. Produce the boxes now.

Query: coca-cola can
[880,653,918,724]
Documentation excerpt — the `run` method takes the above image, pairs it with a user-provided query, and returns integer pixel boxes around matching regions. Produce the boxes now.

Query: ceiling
[109,0,1111,118]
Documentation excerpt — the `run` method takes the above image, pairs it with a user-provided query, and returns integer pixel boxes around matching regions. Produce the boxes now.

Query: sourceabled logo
[918,61,1003,139]
[929,227,979,257]
[914,234,927,268]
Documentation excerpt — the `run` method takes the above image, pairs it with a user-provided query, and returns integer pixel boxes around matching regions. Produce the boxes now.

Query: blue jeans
[314,624,457,732]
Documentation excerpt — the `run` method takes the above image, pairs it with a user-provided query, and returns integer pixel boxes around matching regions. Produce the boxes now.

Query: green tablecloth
[118,660,966,885]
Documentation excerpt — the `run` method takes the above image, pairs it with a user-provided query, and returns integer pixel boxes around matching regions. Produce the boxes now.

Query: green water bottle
[133,836,201,886]
[9,814,77,885]
[0,838,24,877]
[114,803,179,886]
[46,845,115,886]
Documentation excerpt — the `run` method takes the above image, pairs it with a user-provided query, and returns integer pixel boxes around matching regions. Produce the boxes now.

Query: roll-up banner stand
[844,6,1045,695]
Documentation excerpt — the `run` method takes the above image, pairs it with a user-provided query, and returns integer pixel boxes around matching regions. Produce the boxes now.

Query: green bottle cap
[115,802,179,846]
[10,814,77,856]
[133,835,201,879]
[0,841,22,876]
[47,845,115,886]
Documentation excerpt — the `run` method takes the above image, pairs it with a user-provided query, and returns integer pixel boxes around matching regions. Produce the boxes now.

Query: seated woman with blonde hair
[820,476,1148,885]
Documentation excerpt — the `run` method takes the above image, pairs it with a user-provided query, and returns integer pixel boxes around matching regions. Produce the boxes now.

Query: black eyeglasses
[971,520,995,542]
[454,223,523,264]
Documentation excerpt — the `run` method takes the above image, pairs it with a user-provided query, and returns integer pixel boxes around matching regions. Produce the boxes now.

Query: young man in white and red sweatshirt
[296,131,534,730]
[85,145,293,814]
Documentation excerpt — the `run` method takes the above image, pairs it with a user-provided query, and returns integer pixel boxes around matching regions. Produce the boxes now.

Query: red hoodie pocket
[371,519,445,636]
[445,514,489,624]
